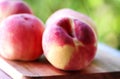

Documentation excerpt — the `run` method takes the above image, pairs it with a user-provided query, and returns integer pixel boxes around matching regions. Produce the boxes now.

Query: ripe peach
[0,14,44,61]
[42,8,97,70]
[0,0,32,22]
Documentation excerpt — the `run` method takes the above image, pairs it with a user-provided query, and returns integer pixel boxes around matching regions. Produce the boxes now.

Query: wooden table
[0,43,120,79]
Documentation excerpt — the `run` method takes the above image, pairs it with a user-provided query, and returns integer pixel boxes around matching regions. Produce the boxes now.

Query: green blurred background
[24,0,120,50]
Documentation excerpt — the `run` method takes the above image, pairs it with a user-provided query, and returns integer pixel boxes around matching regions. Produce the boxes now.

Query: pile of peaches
[0,0,97,71]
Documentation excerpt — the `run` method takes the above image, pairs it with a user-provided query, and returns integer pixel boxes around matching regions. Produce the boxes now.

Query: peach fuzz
[0,14,44,61]
[42,8,97,70]
[0,0,32,22]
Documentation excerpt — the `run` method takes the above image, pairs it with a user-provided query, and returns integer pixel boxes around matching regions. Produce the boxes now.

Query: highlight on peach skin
[42,8,98,71]
[0,14,44,61]
[0,0,32,22]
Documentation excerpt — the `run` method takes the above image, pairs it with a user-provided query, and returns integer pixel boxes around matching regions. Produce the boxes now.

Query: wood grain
[0,69,11,79]
[43,72,120,79]
[0,43,120,79]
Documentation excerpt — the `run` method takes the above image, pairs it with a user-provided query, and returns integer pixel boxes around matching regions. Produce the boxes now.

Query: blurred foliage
[25,0,120,50]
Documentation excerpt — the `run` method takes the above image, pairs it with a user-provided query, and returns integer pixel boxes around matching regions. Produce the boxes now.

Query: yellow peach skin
[46,44,74,69]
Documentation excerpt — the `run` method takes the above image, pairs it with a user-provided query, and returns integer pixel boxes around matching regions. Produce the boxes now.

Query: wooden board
[0,69,11,79]
[0,43,120,79]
